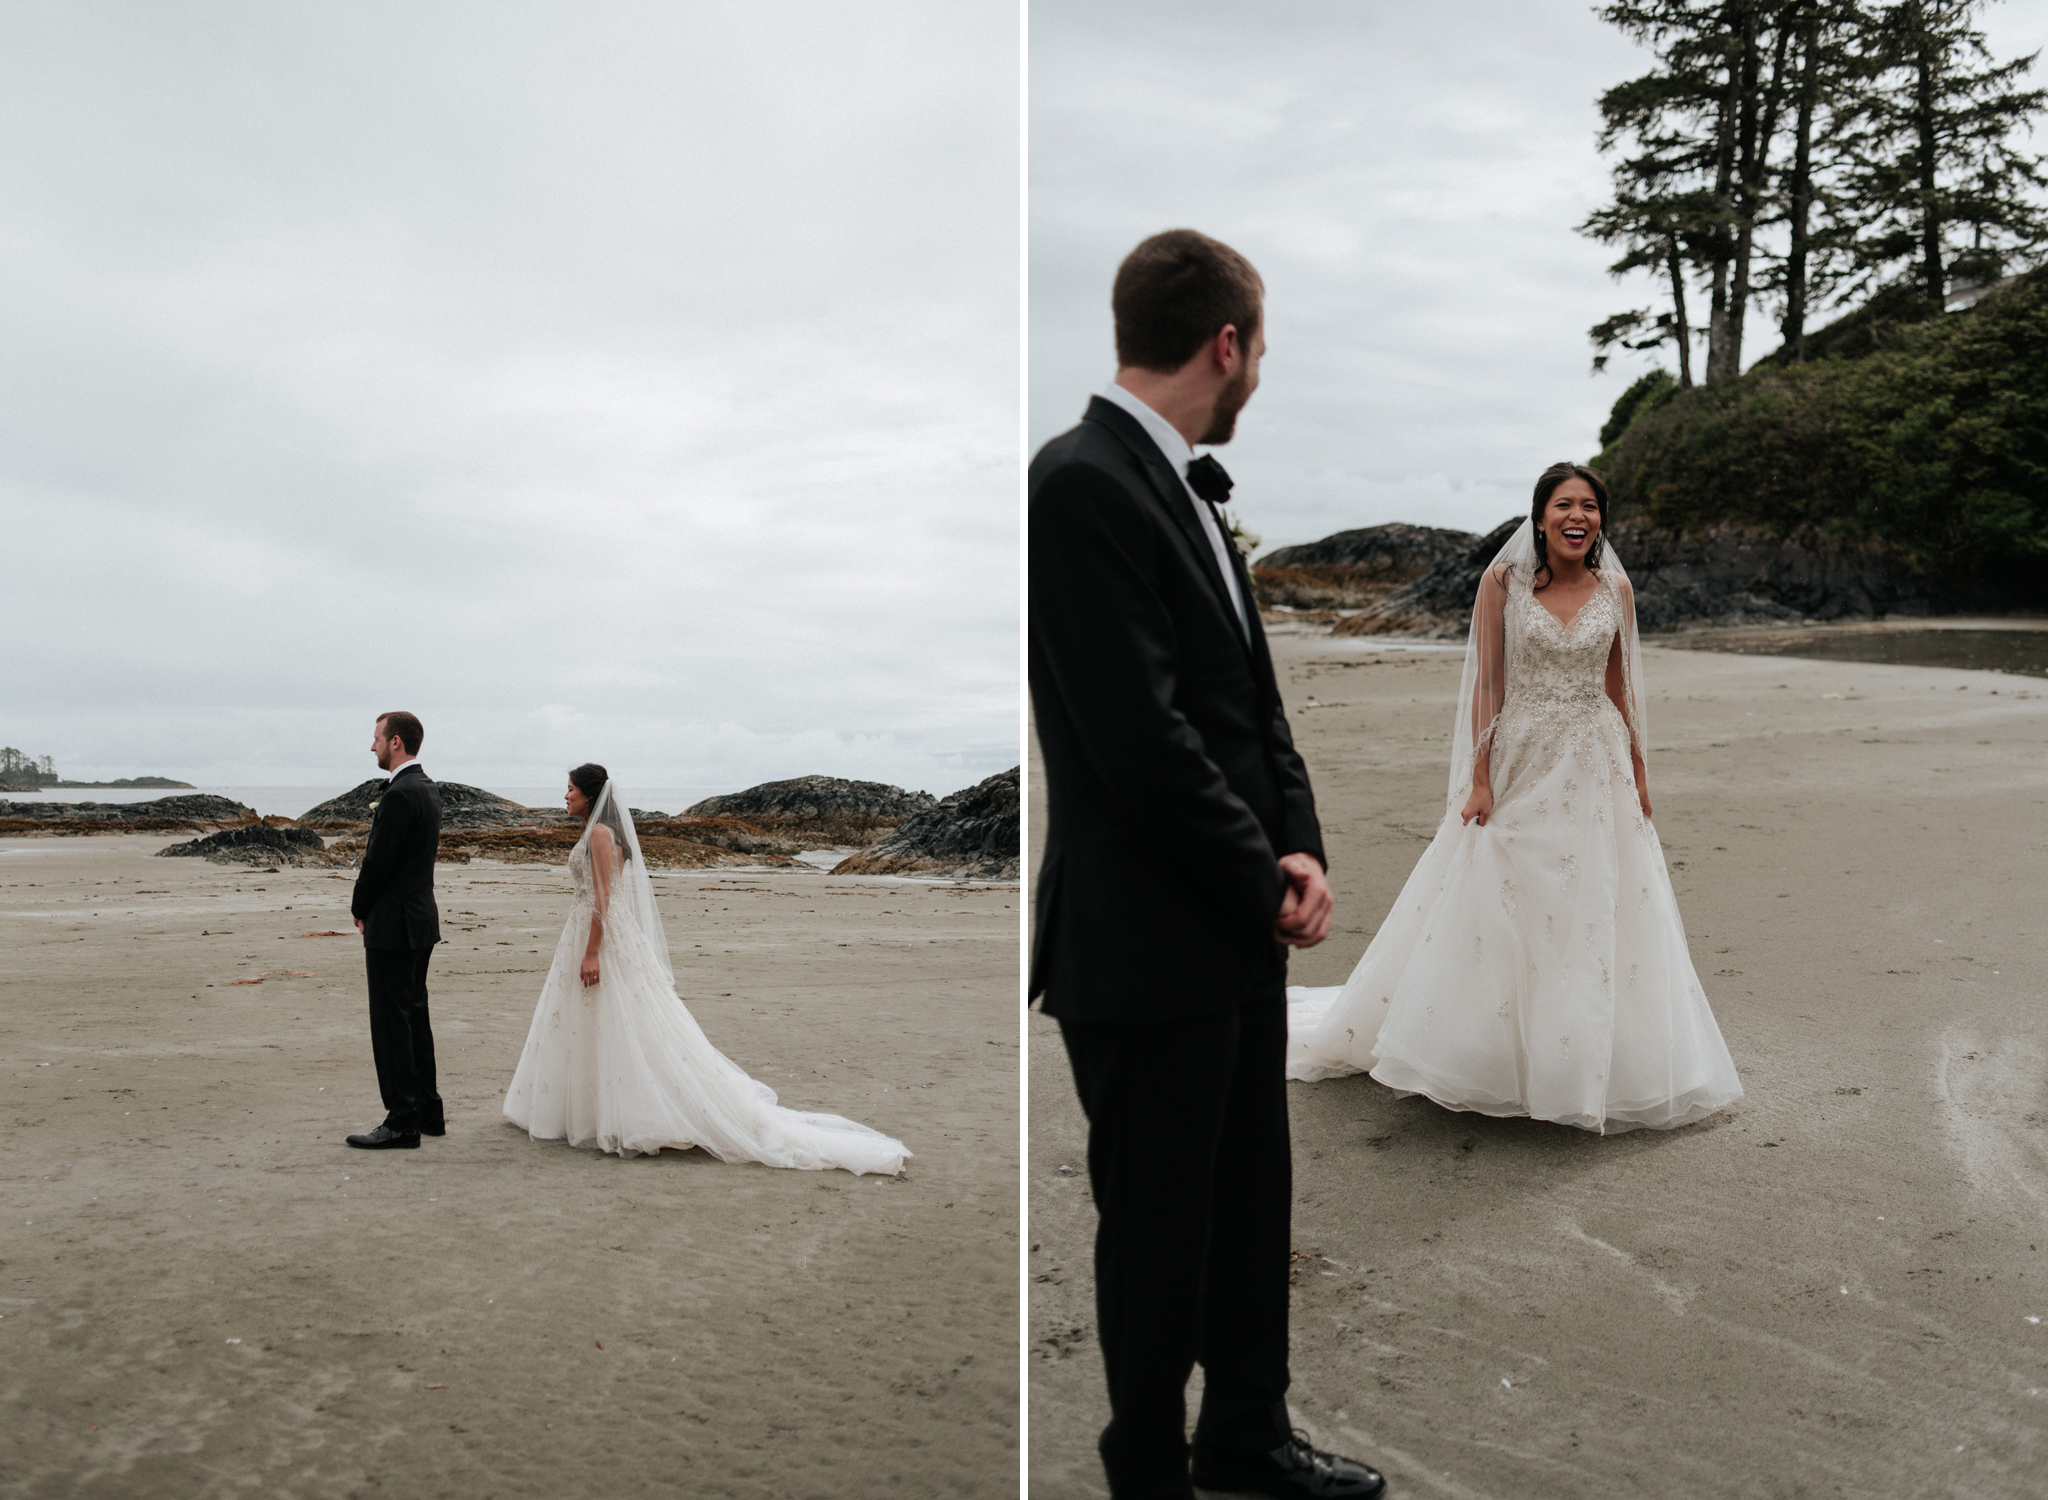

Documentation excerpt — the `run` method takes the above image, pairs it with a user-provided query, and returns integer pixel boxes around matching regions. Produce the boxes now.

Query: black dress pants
[1058,972,1292,1500]
[365,944,440,1133]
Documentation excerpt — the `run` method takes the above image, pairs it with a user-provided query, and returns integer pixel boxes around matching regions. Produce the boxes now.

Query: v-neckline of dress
[1530,573,1602,635]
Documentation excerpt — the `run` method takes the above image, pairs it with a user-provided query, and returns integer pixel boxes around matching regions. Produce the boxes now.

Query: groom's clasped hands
[1273,851,1332,948]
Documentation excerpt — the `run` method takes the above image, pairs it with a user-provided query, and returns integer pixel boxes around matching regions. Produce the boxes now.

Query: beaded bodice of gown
[565,838,622,923]
[1495,575,1627,757]
[567,838,595,912]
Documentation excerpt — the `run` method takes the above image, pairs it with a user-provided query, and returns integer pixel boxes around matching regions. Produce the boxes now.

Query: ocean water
[2,784,733,819]
[475,788,730,820]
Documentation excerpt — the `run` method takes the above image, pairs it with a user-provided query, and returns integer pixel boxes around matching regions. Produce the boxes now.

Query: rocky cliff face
[1613,517,1938,628]
[1330,516,1941,638]
[0,794,257,835]
[831,768,1020,881]
[1253,523,1478,610]
[157,825,340,867]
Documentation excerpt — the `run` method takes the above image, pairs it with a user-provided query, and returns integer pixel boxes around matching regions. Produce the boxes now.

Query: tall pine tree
[1743,0,1868,363]
[1710,3,1799,382]
[1584,188,1715,385]
[1587,1,1736,382]
[1835,0,2047,305]
[1587,0,2045,379]
[1589,0,1801,383]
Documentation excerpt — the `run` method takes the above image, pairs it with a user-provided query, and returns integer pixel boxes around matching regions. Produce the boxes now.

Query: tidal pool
[1661,623,2048,679]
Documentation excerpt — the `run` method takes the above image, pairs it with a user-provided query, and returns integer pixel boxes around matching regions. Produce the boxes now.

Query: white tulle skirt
[1287,696,1742,1134]
[502,899,910,1174]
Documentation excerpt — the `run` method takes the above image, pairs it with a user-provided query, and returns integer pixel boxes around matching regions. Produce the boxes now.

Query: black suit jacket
[350,764,443,951]
[1029,396,1323,1026]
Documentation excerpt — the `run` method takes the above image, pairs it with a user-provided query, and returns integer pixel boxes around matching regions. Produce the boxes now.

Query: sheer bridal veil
[1445,514,1650,813]
[577,779,674,989]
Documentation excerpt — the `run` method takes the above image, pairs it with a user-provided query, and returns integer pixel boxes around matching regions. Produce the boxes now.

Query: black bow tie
[1185,454,1233,505]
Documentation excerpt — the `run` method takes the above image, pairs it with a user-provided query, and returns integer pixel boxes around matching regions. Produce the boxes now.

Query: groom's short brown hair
[376,711,424,756]
[1112,229,1264,373]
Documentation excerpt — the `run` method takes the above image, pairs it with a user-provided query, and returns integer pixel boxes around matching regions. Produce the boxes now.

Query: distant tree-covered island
[0,747,193,791]
[0,747,57,786]
[56,776,197,789]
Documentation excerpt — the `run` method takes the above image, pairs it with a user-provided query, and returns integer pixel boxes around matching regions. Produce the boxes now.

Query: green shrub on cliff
[1598,368,1678,451]
[1600,267,2048,595]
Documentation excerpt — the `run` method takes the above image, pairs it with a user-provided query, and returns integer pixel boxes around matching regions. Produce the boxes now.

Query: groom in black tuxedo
[345,710,443,1150]
[1030,231,1383,1500]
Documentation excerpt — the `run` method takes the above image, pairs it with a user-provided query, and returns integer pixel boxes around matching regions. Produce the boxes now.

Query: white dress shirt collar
[1099,379,1196,473]
[1099,379,1250,635]
[385,758,423,781]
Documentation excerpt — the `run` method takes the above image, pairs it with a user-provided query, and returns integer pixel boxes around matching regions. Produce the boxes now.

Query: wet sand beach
[1,844,1018,1498]
[1029,628,2048,1498]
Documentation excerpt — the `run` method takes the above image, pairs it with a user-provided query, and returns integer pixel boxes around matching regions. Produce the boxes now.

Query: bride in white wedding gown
[1287,463,1742,1133]
[503,764,910,1174]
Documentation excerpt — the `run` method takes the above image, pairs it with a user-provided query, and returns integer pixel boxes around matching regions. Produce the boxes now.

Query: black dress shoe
[345,1124,420,1150]
[1191,1429,1386,1499]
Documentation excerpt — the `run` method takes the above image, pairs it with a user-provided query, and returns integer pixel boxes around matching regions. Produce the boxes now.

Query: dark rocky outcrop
[292,773,968,870]
[434,783,574,829]
[685,775,935,822]
[831,768,1020,881]
[1330,519,1517,638]
[157,825,341,867]
[295,779,388,826]
[630,817,811,859]
[1331,515,1938,639]
[297,779,570,833]
[1253,523,1478,610]
[680,775,938,849]
[0,794,258,836]
[313,811,810,869]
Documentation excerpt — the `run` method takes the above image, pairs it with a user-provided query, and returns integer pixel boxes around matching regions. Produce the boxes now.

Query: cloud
[0,0,1019,796]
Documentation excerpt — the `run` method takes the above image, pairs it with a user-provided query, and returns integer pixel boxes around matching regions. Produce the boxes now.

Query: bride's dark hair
[1529,461,1609,590]
[568,762,608,812]
[568,761,632,863]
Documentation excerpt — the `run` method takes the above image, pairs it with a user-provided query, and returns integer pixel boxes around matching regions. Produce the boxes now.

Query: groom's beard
[1198,363,1254,445]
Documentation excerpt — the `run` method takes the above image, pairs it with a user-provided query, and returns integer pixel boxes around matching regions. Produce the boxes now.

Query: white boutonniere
[1219,508,1260,559]
[369,799,381,814]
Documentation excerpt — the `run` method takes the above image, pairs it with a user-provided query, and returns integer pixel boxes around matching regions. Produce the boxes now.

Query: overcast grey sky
[1031,0,2048,552]
[1,1,1017,795]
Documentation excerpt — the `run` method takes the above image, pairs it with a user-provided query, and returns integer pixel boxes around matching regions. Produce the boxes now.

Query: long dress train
[503,787,909,1174]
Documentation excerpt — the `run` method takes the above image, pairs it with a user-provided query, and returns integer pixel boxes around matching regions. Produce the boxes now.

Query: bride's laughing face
[1541,479,1602,565]
[565,782,590,819]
